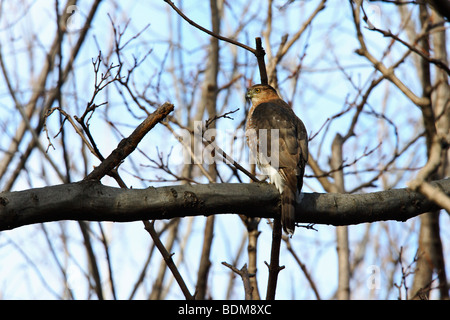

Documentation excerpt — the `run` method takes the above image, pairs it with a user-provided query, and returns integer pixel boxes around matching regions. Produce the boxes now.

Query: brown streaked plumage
[245,84,308,235]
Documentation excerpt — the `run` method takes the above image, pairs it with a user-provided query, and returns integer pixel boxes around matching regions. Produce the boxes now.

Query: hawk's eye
[255,88,261,93]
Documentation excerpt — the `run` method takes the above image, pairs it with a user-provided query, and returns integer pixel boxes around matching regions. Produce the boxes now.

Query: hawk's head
[245,84,279,105]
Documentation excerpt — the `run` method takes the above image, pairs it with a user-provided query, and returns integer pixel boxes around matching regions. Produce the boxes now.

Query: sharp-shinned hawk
[245,84,308,235]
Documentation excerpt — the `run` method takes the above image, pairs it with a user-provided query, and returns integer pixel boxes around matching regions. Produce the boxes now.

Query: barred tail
[281,189,296,235]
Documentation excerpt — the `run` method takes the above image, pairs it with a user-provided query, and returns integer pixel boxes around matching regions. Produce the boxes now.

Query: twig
[163,0,268,85]
[394,246,418,299]
[163,122,216,183]
[205,108,239,129]
[284,235,321,300]
[164,0,256,54]
[351,1,431,108]
[370,26,450,76]
[143,220,194,300]
[165,119,259,183]
[84,102,174,181]
[142,147,199,184]
[305,142,382,179]
[201,136,260,183]
[49,107,99,159]
[222,262,254,300]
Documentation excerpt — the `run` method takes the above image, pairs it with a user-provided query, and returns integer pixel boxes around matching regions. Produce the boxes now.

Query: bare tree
[0,0,448,300]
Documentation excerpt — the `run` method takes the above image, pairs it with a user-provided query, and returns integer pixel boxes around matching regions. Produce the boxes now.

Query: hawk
[245,84,308,235]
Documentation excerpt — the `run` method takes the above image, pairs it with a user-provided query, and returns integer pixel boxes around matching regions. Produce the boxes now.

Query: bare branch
[221,262,254,300]
[143,220,194,300]
[408,135,450,212]
[370,27,450,76]
[84,102,174,181]
[265,217,284,300]
[163,0,256,54]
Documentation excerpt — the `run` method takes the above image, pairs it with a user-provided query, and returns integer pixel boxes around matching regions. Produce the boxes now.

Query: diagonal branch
[163,0,256,54]
[84,102,174,181]
[370,27,450,76]
[163,0,268,84]
[143,220,194,300]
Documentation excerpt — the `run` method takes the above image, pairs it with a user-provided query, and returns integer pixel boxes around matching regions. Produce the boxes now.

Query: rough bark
[0,178,448,231]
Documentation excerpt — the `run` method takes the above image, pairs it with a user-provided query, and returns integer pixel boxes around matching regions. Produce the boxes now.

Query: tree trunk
[331,134,350,300]
[410,7,449,300]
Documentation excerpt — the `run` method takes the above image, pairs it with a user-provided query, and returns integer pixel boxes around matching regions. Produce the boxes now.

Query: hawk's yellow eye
[255,88,261,93]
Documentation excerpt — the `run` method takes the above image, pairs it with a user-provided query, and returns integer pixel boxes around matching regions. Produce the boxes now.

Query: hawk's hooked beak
[245,89,253,101]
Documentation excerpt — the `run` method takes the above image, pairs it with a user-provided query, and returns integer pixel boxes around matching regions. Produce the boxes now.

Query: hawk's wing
[248,100,308,193]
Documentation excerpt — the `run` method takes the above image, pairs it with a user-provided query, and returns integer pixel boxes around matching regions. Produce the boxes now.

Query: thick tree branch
[0,179,448,231]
